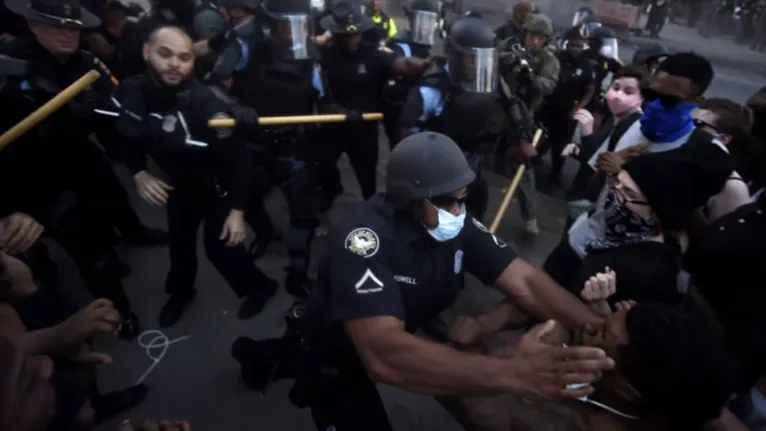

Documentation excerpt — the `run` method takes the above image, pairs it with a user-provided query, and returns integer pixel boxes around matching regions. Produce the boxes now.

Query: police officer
[380,0,440,146]
[299,132,613,430]
[150,0,226,41]
[631,41,668,75]
[398,16,504,221]
[364,0,398,45]
[496,13,559,234]
[585,25,622,131]
[538,25,594,186]
[0,0,173,339]
[115,26,278,328]
[213,0,341,297]
[321,0,432,200]
[494,0,534,42]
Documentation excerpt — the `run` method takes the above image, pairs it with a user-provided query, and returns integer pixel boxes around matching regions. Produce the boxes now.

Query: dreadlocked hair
[619,304,739,429]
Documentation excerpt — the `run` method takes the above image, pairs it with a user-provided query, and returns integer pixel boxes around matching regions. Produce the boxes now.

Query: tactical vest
[381,37,430,107]
[233,43,318,116]
[371,11,392,41]
[418,67,500,153]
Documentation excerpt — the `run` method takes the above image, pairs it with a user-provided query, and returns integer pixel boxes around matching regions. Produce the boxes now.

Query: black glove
[231,104,260,134]
[345,110,364,123]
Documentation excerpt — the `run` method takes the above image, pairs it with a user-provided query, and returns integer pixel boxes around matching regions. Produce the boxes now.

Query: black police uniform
[0,35,144,334]
[303,194,517,429]
[585,51,621,118]
[380,31,431,147]
[115,75,277,316]
[538,48,594,181]
[365,9,393,44]
[399,64,509,222]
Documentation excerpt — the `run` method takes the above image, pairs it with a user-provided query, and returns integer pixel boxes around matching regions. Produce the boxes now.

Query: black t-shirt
[315,195,517,336]
[573,241,682,306]
[320,42,396,112]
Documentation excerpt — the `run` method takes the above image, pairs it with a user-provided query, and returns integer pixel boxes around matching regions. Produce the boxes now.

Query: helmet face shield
[267,13,314,59]
[411,10,439,45]
[310,0,325,11]
[448,45,497,93]
[599,37,619,59]
[572,10,593,26]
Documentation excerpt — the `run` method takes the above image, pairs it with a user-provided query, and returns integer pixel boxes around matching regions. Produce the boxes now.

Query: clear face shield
[267,13,314,59]
[448,44,497,93]
[411,10,438,45]
[310,0,325,12]
[572,10,592,26]
[599,37,619,59]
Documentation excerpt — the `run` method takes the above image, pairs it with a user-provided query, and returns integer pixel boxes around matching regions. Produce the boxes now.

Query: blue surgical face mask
[427,204,467,242]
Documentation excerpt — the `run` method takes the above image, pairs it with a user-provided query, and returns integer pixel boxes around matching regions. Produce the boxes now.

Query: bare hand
[509,320,615,399]
[595,152,624,175]
[119,420,191,431]
[449,316,483,348]
[134,171,173,206]
[572,109,594,136]
[54,299,121,349]
[581,268,616,302]
[616,143,650,161]
[219,210,246,247]
[0,251,38,300]
[561,143,580,158]
[0,212,44,254]
[64,343,113,365]
[520,140,538,161]
[0,33,15,43]
[613,300,637,312]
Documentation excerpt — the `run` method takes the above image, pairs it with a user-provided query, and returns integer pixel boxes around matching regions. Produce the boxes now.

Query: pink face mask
[605,88,642,117]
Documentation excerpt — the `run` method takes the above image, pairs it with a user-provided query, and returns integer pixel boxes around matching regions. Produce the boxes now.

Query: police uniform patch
[345,228,379,258]
[454,249,463,274]
[211,112,233,139]
[162,115,177,133]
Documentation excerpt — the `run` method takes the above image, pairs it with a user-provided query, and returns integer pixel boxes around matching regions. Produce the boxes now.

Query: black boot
[285,270,310,298]
[238,278,279,319]
[248,229,284,260]
[159,290,197,328]
[92,384,149,424]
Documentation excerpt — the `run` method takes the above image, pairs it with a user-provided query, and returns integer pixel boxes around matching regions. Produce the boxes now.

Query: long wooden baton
[489,128,544,234]
[208,112,384,128]
[0,69,101,151]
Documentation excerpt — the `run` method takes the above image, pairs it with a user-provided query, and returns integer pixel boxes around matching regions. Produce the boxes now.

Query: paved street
[77,3,766,430]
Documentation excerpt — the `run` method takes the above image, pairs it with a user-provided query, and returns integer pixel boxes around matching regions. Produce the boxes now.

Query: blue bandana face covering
[428,204,467,242]
[639,99,697,143]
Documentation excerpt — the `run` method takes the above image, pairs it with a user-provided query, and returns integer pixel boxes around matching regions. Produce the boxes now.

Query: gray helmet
[386,132,476,206]
[632,42,669,66]
[523,14,553,38]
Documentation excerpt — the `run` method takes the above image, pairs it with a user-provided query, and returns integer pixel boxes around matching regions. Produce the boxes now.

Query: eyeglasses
[692,118,721,133]
[613,185,649,207]
[642,87,684,108]
[429,193,468,209]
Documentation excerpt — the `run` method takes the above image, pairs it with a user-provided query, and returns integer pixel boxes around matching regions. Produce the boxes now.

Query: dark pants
[382,103,403,149]
[165,180,272,298]
[538,106,576,180]
[327,122,380,200]
[245,129,331,277]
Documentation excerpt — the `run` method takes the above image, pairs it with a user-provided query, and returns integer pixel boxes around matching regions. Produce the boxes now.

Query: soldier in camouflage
[494,13,560,235]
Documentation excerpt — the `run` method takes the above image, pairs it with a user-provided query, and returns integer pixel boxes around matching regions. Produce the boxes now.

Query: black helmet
[263,0,314,59]
[591,25,616,39]
[447,17,497,93]
[386,132,476,206]
[409,0,439,13]
[404,0,440,45]
[219,0,260,10]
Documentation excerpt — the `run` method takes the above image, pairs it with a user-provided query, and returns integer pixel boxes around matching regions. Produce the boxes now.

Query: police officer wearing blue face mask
[295,131,613,430]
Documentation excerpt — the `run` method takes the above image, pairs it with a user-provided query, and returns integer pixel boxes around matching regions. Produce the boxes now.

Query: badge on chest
[162,115,177,133]
[357,63,367,75]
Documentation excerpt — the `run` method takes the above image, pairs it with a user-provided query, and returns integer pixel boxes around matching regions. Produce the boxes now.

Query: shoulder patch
[345,227,380,258]
[211,112,233,139]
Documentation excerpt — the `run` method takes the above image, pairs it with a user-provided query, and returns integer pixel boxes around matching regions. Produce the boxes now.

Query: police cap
[386,132,476,206]
[523,14,553,37]
[632,42,669,65]
[449,17,495,49]
[218,0,260,9]
[409,0,439,13]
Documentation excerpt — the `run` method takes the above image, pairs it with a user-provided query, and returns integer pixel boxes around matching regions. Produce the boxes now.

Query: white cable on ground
[136,329,192,385]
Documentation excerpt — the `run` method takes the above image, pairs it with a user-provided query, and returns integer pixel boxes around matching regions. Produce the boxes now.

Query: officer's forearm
[368,330,527,395]
[475,300,530,336]
[530,75,557,97]
[391,57,426,76]
[497,259,602,330]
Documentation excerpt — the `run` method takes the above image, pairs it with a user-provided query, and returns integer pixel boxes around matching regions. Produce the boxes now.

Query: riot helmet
[632,42,668,71]
[572,6,594,26]
[408,0,440,46]
[447,17,497,93]
[591,26,619,60]
[263,0,314,59]
[311,0,326,12]
[386,132,475,207]
[522,14,553,38]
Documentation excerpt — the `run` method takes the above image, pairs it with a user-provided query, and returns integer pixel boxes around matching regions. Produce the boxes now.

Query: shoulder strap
[606,112,641,152]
